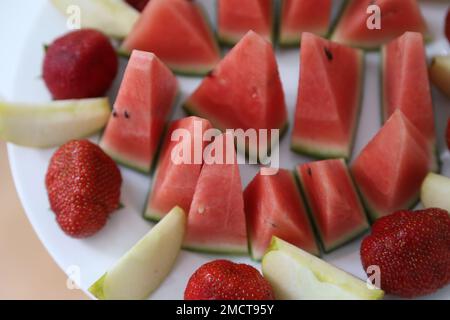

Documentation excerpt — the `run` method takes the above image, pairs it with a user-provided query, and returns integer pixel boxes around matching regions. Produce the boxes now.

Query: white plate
[8,0,450,300]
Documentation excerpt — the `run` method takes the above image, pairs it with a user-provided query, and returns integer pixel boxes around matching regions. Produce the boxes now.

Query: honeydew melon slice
[421,173,450,212]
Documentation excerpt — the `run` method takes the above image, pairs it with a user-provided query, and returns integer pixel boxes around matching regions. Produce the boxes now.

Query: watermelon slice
[217,0,275,45]
[244,169,320,261]
[184,31,288,158]
[145,116,213,221]
[279,0,332,46]
[331,0,428,50]
[297,159,369,252]
[100,50,178,173]
[291,33,364,160]
[184,132,248,254]
[351,110,431,221]
[121,0,221,76]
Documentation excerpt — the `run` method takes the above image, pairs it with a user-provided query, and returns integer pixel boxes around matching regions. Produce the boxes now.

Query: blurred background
[0,0,86,300]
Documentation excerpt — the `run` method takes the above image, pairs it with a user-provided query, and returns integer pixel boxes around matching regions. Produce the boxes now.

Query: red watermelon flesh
[218,0,274,45]
[184,31,287,158]
[382,32,436,155]
[331,0,428,50]
[100,50,178,173]
[244,169,319,260]
[121,0,220,76]
[279,0,332,46]
[184,132,248,254]
[145,116,213,221]
[297,159,369,252]
[291,32,364,160]
[351,110,430,221]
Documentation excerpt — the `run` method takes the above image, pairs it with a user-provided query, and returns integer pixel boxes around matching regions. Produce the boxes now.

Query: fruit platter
[3,0,450,300]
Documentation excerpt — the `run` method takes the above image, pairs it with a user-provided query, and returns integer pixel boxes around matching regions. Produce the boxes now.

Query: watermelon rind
[297,160,369,253]
[291,50,365,161]
[100,143,151,174]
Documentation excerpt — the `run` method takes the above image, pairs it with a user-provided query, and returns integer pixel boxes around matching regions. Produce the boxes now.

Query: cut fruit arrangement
[2,0,450,300]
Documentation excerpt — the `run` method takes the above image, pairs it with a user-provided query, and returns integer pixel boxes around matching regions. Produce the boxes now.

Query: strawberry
[446,8,450,43]
[43,29,118,100]
[184,260,275,300]
[126,0,149,11]
[46,140,122,238]
[447,118,450,150]
[361,209,450,298]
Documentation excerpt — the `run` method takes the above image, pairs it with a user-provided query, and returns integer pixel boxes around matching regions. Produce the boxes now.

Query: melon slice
[145,116,213,221]
[382,32,436,165]
[217,0,274,45]
[421,173,450,213]
[291,33,364,160]
[89,206,186,300]
[100,50,178,173]
[184,132,248,254]
[184,31,288,158]
[121,0,220,76]
[279,0,332,46]
[262,237,384,300]
[50,0,139,39]
[244,169,319,261]
[331,0,428,50]
[0,98,110,148]
[430,55,450,98]
[351,110,430,221]
[297,159,369,252]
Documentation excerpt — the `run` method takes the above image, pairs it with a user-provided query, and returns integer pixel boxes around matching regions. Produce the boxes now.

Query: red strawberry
[46,140,122,238]
[361,209,450,298]
[447,118,450,150]
[446,8,450,43]
[184,260,275,300]
[126,0,149,11]
[43,29,118,100]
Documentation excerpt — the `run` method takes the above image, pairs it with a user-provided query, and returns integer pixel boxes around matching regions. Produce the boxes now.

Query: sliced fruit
[121,0,220,76]
[184,132,248,254]
[262,237,384,300]
[297,159,369,252]
[244,169,319,261]
[50,0,139,39]
[291,33,364,160]
[126,0,149,11]
[331,0,428,50]
[382,32,436,158]
[279,0,332,46]
[447,119,450,150]
[430,55,450,98]
[89,206,186,300]
[421,173,450,212]
[217,0,274,45]
[0,98,110,148]
[100,50,178,173]
[351,110,431,221]
[184,31,288,158]
[446,8,450,43]
[145,116,213,221]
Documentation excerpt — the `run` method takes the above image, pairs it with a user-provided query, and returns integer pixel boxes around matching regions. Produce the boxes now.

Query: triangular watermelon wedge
[184,31,288,158]
[291,33,364,160]
[279,0,332,47]
[244,169,320,261]
[297,159,369,253]
[217,0,275,45]
[331,0,428,50]
[145,116,213,221]
[351,110,430,221]
[121,0,221,76]
[184,132,248,254]
[100,50,178,173]
[382,32,437,170]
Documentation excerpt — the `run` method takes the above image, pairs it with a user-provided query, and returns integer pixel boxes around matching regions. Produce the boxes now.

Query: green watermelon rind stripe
[100,143,151,174]
[296,160,370,253]
[291,50,365,161]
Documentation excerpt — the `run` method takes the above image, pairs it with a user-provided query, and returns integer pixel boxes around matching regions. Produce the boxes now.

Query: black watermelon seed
[324,47,333,61]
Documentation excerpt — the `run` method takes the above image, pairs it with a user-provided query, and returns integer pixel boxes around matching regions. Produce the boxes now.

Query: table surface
[0,0,86,300]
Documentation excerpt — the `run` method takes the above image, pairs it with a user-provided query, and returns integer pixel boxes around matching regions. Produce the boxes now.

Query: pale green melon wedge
[89,206,186,300]
[0,98,110,148]
[51,0,139,39]
[421,173,450,212]
[262,237,384,300]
